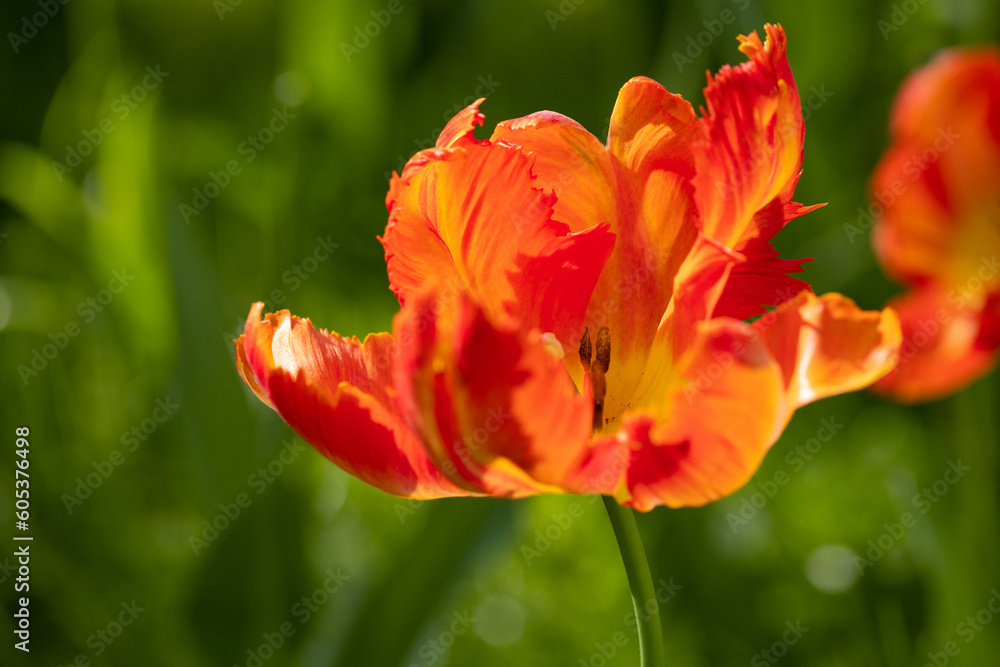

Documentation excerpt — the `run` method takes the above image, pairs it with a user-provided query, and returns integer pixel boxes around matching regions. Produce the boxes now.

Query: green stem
[603,496,665,667]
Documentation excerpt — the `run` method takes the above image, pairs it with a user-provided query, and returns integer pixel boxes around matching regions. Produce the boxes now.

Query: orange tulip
[236,25,900,511]
[871,48,1000,402]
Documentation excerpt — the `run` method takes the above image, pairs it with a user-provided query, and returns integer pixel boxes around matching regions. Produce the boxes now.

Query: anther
[595,327,611,373]
[579,326,592,368]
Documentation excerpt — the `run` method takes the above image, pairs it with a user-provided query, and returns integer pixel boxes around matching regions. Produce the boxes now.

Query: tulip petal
[393,289,594,497]
[493,94,701,426]
[491,111,620,236]
[575,320,787,511]
[382,111,615,345]
[868,48,1000,401]
[873,48,1000,290]
[607,76,699,179]
[692,24,807,249]
[236,303,469,499]
[575,291,901,511]
[874,286,999,402]
[753,291,902,407]
[711,198,816,320]
[684,24,820,323]
[627,234,742,415]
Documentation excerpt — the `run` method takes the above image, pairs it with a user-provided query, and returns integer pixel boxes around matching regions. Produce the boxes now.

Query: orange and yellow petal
[870,48,1000,401]
[607,76,699,180]
[874,286,1000,402]
[382,111,614,345]
[491,91,701,425]
[753,291,901,407]
[711,197,816,320]
[490,111,621,237]
[392,288,594,498]
[577,291,900,511]
[626,234,742,417]
[236,303,469,499]
[873,48,1000,290]
[576,320,787,511]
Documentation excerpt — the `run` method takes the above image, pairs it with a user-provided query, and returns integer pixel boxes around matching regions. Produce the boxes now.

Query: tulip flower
[868,48,1000,402]
[235,24,900,513]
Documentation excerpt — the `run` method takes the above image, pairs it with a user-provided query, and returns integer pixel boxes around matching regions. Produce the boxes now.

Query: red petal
[382,116,614,346]
[236,303,469,499]
[712,197,817,320]
[688,23,819,319]
[393,290,594,497]
[436,98,486,149]
[874,286,999,402]
[692,24,812,250]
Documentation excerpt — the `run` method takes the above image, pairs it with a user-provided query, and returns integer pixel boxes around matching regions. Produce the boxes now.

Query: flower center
[579,326,611,433]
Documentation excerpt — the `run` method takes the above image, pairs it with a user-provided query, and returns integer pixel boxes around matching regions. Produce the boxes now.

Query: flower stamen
[580,326,611,433]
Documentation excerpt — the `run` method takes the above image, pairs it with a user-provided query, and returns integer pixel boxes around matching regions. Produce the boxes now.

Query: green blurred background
[1,0,999,665]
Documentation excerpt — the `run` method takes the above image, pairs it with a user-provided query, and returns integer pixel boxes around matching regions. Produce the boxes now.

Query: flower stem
[603,496,665,667]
